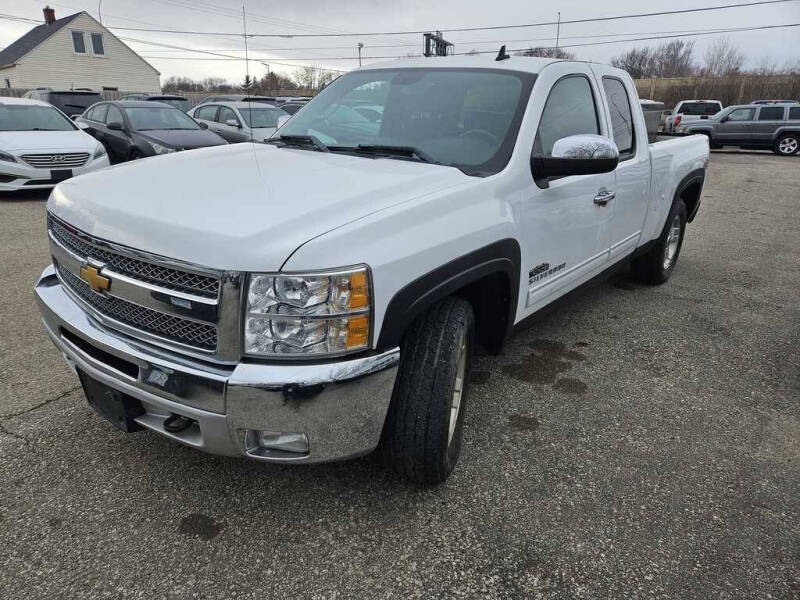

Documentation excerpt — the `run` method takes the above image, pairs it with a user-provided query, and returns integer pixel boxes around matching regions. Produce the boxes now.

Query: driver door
[714,107,755,144]
[520,66,615,313]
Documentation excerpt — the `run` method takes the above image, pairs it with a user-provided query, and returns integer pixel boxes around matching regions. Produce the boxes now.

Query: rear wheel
[632,199,687,285]
[774,134,799,156]
[381,297,474,485]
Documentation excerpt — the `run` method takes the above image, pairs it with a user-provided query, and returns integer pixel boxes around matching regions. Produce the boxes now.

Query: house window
[72,31,86,54]
[91,33,105,55]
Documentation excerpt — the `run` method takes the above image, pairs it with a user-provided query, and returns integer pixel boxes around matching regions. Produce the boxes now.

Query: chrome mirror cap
[551,134,619,160]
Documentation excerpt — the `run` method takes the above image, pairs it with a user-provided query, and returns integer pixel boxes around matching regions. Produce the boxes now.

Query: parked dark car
[120,93,190,112]
[197,95,277,105]
[76,100,227,163]
[678,103,800,156]
[22,89,102,117]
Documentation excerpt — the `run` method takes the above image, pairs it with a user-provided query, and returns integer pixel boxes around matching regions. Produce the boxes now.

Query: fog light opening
[245,430,310,459]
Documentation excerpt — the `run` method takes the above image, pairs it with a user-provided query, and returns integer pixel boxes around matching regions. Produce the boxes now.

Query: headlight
[244,267,371,357]
[93,144,106,160]
[150,142,178,155]
[0,150,17,163]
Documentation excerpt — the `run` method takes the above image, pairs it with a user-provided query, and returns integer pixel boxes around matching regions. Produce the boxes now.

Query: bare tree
[702,38,745,76]
[517,47,576,60]
[293,66,338,90]
[650,40,696,77]
[610,47,653,79]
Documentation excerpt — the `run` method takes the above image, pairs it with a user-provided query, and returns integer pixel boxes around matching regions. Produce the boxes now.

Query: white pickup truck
[35,56,709,484]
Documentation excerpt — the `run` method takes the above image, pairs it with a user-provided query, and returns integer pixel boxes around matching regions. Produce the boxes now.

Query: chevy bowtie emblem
[80,265,111,293]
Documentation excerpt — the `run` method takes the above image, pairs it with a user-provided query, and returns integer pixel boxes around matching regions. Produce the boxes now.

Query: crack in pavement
[0,420,29,444]
[0,385,81,420]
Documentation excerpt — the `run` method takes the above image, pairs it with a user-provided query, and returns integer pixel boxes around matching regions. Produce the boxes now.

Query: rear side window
[106,105,124,125]
[789,107,800,120]
[758,106,784,121]
[535,76,599,156]
[195,105,218,120]
[88,103,108,122]
[217,106,238,124]
[601,77,634,156]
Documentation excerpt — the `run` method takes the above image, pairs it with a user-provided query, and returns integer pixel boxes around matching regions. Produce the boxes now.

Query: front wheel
[381,297,474,485]
[632,199,687,285]
[774,134,799,156]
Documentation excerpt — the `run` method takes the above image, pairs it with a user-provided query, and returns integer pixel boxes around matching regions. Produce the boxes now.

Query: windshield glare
[276,68,534,175]
[124,106,200,131]
[239,106,285,128]
[0,105,76,131]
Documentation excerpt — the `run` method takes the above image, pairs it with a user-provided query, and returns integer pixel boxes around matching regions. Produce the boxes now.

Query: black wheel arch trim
[674,167,706,223]
[376,239,521,350]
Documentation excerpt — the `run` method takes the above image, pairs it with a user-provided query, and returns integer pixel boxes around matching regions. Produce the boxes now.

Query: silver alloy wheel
[663,214,682,270]
[779,137,798,155]
[448,338,467,447]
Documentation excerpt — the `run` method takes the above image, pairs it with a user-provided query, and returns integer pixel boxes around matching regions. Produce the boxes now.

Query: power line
[127,22,800,61]
[101,0,799,37]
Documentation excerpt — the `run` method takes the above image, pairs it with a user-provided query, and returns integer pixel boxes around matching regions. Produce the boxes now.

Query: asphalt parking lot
[1,150,798,599]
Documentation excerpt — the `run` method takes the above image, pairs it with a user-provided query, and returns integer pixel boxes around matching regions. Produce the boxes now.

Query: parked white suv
[0,97,109,192]
[663,99,723,133]
[36,56,709,483]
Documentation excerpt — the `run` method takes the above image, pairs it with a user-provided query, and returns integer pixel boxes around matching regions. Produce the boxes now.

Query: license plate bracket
[78,370,144,432]
[50,169,73,182]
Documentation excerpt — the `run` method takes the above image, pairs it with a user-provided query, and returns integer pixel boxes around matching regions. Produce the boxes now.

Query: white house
[0,7,161,92]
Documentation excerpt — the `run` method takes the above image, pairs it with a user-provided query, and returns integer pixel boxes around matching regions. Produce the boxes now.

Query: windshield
[679,102,721,116]
[238,106,286,128]
[0,105,76,131]
[276,68,535,175]
[124,106,201,131]
[153,98,189,112]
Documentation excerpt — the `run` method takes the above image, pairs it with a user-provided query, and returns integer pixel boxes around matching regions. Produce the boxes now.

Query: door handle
[593,188,615,206]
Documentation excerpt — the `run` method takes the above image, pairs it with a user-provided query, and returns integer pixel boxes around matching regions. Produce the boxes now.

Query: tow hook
[163,413,194,433]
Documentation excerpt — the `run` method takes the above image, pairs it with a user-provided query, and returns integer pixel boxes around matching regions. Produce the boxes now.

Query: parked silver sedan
[188,101,291,143]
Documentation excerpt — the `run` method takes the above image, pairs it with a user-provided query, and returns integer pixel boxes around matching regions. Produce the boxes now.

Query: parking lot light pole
[358,43,363,67]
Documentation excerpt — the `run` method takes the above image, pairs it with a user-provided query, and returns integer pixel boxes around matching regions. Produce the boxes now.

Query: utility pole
[242,7,250,88]
[555,12,561,56]
[357,42,363,67]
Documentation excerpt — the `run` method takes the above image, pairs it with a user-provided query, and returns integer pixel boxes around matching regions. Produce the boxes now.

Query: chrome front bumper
[35,265,400,463]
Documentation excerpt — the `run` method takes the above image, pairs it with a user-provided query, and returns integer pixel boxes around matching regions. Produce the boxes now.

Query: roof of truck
[357,54,560,74]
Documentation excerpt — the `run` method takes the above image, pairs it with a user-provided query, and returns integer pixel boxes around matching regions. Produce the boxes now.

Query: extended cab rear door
[591,65,651,261]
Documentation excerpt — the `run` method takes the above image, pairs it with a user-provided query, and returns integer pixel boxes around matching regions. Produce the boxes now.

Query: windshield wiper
[336,144,439,165]
[267,134,328,152]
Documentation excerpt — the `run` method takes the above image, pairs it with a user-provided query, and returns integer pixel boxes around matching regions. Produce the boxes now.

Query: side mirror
[107,121,124,131]
[276,114,290,128]
[531,134,619,189]
[71,114,79,121]
[198,121,208,129]
[720,116,729,123]
[225,119,240,128]
[76,121,89,130]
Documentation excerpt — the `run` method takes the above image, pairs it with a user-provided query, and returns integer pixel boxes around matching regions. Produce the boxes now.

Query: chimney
[43,6,56,25]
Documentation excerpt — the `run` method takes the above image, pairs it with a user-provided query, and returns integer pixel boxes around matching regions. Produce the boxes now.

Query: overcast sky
[1,0,799,83]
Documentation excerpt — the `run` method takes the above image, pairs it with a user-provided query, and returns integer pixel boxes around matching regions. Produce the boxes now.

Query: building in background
[0,7,160,92]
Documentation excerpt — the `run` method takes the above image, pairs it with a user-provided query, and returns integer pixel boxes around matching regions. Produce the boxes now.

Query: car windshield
[153,98,189,112]
[238,106,286,128]
[679,102,721,116]
[276,68,535,176]
[124,106,200,130]
[0,105,76,131]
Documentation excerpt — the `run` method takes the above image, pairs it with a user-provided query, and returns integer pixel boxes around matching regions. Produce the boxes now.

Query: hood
[49,143,471,271]
[0,130,99,153]
[138,129,227,150]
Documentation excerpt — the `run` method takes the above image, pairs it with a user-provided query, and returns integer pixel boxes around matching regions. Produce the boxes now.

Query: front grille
[21,152,89,168]
[49,215,220,298]
[57,264,218,351]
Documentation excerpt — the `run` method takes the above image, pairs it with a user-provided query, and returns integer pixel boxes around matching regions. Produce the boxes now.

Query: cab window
[601,77,635,157]
[195,105,218,121]
[534,76,599,156]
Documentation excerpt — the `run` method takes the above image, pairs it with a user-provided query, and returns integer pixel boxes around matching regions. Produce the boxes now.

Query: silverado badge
[79,265,111,293]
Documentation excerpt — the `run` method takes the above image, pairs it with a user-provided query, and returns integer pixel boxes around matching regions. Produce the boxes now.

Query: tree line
[162,66,339,94]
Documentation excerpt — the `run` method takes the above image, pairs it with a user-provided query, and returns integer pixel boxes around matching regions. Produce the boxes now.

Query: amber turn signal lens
[346,314,369,348]
[348,271,369,309]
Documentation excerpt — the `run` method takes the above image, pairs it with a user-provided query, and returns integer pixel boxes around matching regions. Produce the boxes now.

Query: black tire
[774,133,799,156]
[381,297,474,485]
[631,199,687,285]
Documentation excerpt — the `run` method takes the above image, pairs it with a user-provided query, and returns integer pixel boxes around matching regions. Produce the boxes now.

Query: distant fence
[633,74,800,107]
[0,88,316,108]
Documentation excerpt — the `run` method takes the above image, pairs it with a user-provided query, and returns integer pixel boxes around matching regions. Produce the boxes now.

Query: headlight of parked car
[0,150,17,163]
[150,142,178,155]
[93,144,106,160]
[244,267,371,357]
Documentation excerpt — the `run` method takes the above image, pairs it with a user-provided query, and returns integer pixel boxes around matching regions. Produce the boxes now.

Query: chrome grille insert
[56,263,218,351]
[22,152,89,168]
[48,215,220,298]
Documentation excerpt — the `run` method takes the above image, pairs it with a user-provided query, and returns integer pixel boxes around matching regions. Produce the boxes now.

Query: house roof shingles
[0,12,83,68]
